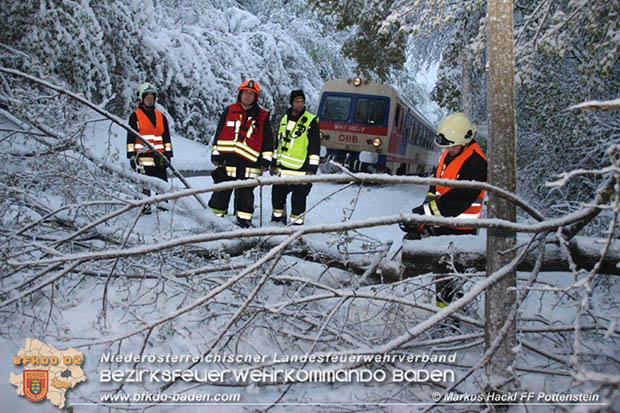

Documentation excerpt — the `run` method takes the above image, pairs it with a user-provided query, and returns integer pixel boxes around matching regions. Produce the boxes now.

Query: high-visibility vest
[134,108,166,153]
[213,102,269,163]
[435,142,487,227]
[275,112,317,170]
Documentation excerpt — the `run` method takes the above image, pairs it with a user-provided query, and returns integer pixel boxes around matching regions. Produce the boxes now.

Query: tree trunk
[485,0,518,386]
[461,53,473,116]
[399,237,620,278]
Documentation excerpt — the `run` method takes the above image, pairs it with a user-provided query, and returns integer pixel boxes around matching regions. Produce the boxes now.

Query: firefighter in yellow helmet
[401,112,487,307]
[126,82,173,214]
[209,79,274,228]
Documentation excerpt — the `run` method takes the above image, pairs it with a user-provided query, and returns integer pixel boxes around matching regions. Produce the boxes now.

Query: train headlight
[353,77,362,86]
[372,137,382,147]
[320,132,330,140]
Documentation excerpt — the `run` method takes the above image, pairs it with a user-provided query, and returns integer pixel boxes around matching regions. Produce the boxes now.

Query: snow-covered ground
[82,118,424,255]
[1,116,618,412]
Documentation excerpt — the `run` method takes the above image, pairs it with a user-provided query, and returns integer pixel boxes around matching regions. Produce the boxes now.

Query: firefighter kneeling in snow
[400,112,487,307]
[270,90,320,225]
[127,82,173,215]
[209,80,274,228]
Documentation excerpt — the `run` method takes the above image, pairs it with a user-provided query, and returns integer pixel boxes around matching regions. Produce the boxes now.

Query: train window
[406,115,414,143]
[354,98,387,125]
[321,95,351,121]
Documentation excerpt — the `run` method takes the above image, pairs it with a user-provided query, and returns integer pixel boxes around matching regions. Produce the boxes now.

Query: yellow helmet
[435,112,476,147]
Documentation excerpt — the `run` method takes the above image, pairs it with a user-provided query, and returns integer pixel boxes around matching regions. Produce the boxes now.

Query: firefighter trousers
[271,183,312,218]
[208,166,254,219]
[431,226,475,306]
[132,163,167,197]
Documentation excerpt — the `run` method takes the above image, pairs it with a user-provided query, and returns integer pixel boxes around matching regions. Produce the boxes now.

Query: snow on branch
[566,98,620,112]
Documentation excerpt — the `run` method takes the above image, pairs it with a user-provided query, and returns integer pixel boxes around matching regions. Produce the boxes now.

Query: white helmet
[137,82,157,102]
[435,112,476,147]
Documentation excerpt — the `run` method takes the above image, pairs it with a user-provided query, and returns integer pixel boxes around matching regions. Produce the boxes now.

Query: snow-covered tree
[310,0,618,226]
[0,0,355,143]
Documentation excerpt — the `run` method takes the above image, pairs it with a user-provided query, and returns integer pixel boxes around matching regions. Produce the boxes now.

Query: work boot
[271,215,285,224]
[236,218,253,229]
[141,205,152,215]
[290,214,305,225]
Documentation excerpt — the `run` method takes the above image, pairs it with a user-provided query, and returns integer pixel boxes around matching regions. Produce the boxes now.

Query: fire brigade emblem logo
[23,370,49,402]
[11,339,86,408]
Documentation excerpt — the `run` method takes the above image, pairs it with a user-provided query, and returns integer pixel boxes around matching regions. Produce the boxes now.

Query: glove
[399,221,426,236]
[399,204,426,234]
[399,221,417,233]
[403,229,423,240]
[211,154,221,167]
[155,154,168,168]
[411,205,425,215]
[211,165,229,183]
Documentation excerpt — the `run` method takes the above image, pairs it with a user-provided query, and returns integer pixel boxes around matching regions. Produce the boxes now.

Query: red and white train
[317,77,439,175]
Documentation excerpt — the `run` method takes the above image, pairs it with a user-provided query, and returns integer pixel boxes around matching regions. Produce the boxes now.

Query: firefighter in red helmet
[209,79,274,228]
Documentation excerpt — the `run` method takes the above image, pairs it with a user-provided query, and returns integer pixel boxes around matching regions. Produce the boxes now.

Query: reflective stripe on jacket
[134,109,166,153]
[434,142,487,226]
[223,165,263,179]
[213,102,269,163]
[275,112,317,170]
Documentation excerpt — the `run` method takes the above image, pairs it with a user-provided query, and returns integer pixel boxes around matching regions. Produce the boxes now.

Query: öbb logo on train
[338,134,358,143]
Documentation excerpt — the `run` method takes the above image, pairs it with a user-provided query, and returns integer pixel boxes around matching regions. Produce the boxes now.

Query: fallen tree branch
[0,66,209,209]
[401,234,620,276]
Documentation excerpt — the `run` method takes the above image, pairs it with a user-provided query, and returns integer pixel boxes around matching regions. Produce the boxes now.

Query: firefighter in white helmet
[401,112,487,307]
[126,82,173,214]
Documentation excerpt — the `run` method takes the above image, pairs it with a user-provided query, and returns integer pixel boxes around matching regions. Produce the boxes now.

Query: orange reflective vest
[214,102,269,163]
[435,142,487,227]
[134,108,165,153]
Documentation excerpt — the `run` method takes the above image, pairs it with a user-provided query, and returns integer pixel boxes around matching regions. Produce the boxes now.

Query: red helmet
[237,79,261,101]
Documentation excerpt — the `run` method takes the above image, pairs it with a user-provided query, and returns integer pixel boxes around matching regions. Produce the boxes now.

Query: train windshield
[354,98,387,124]
[320,92,389,126]
[321,95,351,121]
